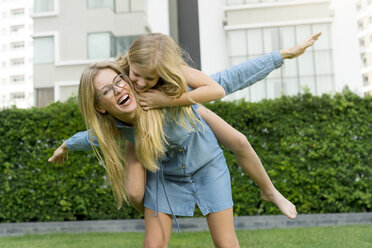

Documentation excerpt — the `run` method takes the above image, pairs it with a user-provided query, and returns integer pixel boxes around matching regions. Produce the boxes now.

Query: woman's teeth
[118,94,129,105]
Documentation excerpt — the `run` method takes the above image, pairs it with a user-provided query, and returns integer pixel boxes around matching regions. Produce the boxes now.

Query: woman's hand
[138,89,172,110]
[48,142,69,164]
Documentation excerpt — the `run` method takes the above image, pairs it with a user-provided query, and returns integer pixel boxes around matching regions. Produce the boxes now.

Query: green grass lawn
[0,224,371,248]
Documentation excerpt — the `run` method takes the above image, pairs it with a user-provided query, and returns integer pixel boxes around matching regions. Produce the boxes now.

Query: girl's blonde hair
[116,33,200,168]
[78,61,169,208]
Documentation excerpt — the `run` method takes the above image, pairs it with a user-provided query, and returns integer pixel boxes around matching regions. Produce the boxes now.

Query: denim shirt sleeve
[209,50,283,96]
[65,130,99,151]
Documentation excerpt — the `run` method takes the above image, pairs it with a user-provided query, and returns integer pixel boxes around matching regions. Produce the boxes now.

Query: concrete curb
[1,213,371,237]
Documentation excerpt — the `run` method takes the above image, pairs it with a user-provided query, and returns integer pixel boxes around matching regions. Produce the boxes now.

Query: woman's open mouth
[118,94,130,105]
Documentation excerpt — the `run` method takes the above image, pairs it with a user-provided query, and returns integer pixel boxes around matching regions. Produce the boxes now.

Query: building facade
[32,0,165,107]
[31,0,365,107]
[356,0,372,95]
[0,0,33,109]
[198,0,364,101]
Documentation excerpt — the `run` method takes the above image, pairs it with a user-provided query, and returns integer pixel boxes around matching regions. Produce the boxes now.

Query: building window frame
[54,81,80,102]
[225,21,334,101]
[31,0,59,18]
[33,32,59,64]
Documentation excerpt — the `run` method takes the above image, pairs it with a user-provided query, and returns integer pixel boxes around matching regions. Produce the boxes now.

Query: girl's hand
[138,89,172,110]
[48,142,69,164]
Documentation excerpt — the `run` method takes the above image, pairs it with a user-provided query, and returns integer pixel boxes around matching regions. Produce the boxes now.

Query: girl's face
[129,63,160,93]
[94,68,137,123]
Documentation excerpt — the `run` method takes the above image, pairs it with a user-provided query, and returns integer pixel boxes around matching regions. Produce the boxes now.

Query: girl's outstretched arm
[138,32,321,110]
[197,106,297,219]
[139,66,226,110]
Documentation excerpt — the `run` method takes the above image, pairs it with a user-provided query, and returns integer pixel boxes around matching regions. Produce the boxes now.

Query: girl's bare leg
[206,208,239,248]
[125,141,146,214]
[197,106,297,219]
[143,208,173,248]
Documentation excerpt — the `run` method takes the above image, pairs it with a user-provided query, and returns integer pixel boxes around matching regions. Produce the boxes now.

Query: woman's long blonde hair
[116,33,200,170]
[78,33,202,208]
[78,61,172,208]
[78,62,130,209]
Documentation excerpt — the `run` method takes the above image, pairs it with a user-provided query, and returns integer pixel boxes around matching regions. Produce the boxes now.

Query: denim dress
[65,51,283,226]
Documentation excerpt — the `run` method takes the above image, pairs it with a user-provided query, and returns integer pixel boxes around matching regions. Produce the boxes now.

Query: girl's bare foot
[261,188,297,219]
[280,32,322,59]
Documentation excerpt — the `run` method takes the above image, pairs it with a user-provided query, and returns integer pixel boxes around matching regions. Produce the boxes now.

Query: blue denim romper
[65,51,283,228]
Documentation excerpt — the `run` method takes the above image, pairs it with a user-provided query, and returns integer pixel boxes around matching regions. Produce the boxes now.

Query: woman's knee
[143,239,169,248]
[213,237,239,248]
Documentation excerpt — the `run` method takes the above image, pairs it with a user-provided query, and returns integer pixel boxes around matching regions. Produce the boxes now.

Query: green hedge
[0,90,371,222]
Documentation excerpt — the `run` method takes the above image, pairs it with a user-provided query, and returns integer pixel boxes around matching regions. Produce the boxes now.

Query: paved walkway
[1,212,371,237]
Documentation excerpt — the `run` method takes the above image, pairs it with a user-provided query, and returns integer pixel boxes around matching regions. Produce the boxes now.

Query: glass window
[249,80,266,102]
[36,88,54,107]
[282,59,297,77]
[316,75,334,95]
[116,35,138,54]
[11,92,25,99]
[263,28,279,53]
[10,75,25,83]
[282,77,299,96]
[34,36,54,64]
[296,25,312,44]
[88,0,114,10]
[34,0,54,13]
[279,26,295,48]
[11,58,25,65]
[11,8,25,16]
[11,41,25,49]
[312,24,330,50]
[88,32,115,59]
[245,0,260,4]
[247,29,263,55]
[227,30,247,57]
[231,56,248,66]
[298,52,314,76]
[226,0,245,5]
[226,23,333,101]
[11,25,24,33]
[131,0,144,12]
[314,50,333,75]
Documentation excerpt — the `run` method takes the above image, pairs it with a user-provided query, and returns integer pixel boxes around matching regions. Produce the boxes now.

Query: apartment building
[0,0,33,108]
[32,0,365,106]
[32,0,161,107]
[356,0,372,95]
[198,0,364,101]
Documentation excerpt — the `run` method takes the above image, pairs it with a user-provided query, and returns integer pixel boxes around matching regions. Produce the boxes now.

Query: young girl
[49,32,320,246]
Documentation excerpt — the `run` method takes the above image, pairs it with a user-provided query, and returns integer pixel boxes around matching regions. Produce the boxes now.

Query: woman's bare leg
[143,208,173,248]
[206,208,239,248]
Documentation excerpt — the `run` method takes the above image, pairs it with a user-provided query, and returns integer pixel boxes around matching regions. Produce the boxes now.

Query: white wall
[146,0,170,35]
[331,0,363,94]
[198,0,229,75]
